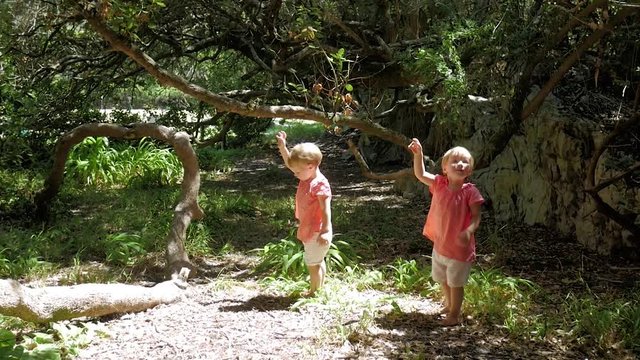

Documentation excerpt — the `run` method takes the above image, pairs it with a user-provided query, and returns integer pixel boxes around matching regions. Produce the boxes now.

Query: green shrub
[563,293,640,352]
[104,232,146,266]
[196,147,248,172]
[66,137,183,187]
[465,269,538,335]
[386,258,437,295]
[252,233,360,280]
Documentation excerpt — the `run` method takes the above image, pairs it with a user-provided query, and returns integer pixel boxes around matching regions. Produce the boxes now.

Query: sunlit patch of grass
[560,292,640,353]
[465,268,539,336]
[251,231,360,282]
[0,182,181,280]
[0,229,59,279]
[66,137,183,188]
[259,276,308,295]
[385,258,439,296]
[263,120,326,144]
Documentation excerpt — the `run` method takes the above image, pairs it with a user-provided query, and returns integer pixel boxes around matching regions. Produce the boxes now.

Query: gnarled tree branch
[35,123,203,277]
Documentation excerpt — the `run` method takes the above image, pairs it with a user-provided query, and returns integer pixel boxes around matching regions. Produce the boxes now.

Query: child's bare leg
[440,282,451,314]
[307,260,326,295]
[441,286,464,326]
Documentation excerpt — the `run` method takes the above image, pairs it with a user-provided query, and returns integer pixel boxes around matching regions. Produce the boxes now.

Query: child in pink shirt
[276,131,332,296]
[408,138,484,326]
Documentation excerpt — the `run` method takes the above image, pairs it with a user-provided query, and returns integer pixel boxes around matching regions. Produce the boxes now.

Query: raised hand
[408,138,423,154]
[275,130,287,146]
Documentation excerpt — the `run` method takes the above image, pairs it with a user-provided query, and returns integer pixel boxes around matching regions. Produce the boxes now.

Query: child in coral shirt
[276,131,332,296]
[408,138,484,326]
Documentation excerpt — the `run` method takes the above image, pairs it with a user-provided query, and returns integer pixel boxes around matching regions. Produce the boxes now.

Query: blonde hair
[441,146,475,173]
[289,142,323,166]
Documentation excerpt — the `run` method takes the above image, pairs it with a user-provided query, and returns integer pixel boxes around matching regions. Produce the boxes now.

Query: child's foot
[300,290,316,298]
[439,315,462,326]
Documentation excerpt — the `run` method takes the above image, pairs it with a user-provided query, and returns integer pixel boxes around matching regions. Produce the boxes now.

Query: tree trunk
[0,269,189,323]
[34,123,204,278]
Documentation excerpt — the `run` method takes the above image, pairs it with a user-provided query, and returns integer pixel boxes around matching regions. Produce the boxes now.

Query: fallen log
[0,268,189,323]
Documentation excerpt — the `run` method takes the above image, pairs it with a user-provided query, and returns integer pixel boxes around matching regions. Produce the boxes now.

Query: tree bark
[0,268,189,323]
[34,123,204,277]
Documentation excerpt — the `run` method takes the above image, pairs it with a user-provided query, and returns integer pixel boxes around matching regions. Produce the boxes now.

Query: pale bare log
[0,269,189,323]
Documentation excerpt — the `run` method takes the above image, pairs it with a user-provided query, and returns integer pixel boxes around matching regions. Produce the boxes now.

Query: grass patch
[196,147,250,172]
[263,120,326,144]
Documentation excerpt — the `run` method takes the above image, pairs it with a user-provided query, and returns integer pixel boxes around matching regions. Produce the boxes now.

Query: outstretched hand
[408,138,423,154]
[457,228,472,247]
[275,131,287,147]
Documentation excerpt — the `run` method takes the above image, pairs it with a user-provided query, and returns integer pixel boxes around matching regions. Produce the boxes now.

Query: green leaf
[344,84,353,92]
[0,329,16,349]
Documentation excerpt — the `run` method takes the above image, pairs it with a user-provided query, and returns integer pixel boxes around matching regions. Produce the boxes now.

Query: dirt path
[72,134,637,360]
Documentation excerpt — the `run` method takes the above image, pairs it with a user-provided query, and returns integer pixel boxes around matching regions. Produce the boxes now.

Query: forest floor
[71,134,640,360]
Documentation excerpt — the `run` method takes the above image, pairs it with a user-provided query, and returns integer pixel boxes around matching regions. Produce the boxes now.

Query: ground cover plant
[0,122,639,359]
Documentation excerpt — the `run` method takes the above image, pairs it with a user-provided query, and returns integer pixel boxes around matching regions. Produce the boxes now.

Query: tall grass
[385,258,438,296]
[66,137,183,187]
[262,120,326,143]
[562,292,640,353]
[465,269,538,334]
[252,232,360,281]
[196,147,250,173]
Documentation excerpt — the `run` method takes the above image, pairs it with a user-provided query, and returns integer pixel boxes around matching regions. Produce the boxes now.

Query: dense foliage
[1,1,637,162]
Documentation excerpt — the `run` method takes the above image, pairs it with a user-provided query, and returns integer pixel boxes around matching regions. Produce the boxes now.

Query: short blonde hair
[290,142,323,166]
[441,146,475,170]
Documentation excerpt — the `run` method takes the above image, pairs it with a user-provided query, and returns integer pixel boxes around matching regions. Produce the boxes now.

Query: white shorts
[302,233,331,265]
[431,249,472,287]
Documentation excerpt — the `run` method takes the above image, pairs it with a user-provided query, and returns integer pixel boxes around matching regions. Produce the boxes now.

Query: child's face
[290,161,316,181]
[444,153,472,180]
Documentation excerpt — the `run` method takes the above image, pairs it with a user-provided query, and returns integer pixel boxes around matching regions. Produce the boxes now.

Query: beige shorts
[431,249,472,287]
[302,232,331,265]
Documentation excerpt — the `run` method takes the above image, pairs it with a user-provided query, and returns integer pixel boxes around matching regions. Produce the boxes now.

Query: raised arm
[408,138,436,186]
[275,131,292,170]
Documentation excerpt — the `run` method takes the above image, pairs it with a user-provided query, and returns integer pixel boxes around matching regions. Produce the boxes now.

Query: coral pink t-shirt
[295,172,331,243]
[423,174,484,262]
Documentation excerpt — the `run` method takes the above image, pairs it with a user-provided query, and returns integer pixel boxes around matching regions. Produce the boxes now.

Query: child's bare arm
[458,202,482,246]
[408,138,436,186]
[275,131,292,170]
[317,195,332,245]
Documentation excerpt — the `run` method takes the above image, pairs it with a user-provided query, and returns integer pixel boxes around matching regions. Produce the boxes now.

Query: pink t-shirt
[295,172,331,243]
[423,174,484,262]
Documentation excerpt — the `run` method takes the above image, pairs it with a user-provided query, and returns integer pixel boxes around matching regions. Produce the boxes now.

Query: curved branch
[325,13,369,51]
[35,123,204,277]
[196,117,235,147]
[347,139,413,181]
[587,163,640,193]
[81,10,411,148]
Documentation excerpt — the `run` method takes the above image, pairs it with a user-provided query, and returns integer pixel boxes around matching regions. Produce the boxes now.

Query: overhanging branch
[81,10,411,148]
